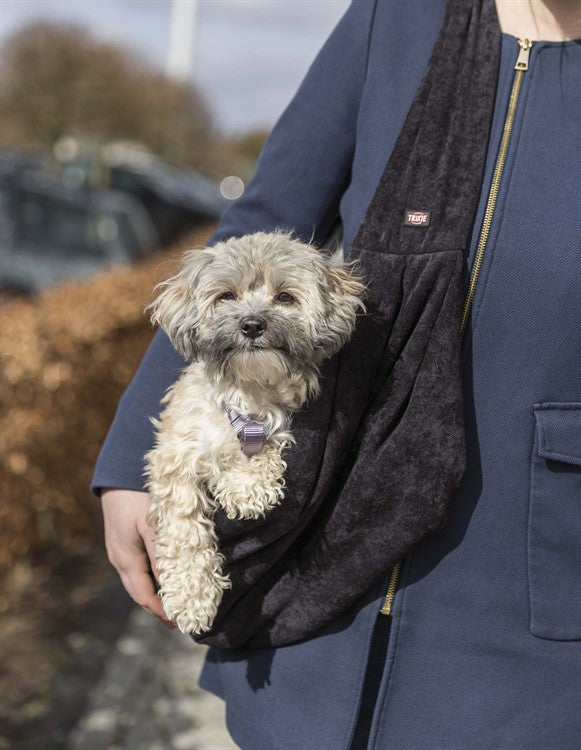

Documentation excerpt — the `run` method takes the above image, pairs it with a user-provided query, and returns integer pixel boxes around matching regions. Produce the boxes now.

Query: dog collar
[223,404,292,457]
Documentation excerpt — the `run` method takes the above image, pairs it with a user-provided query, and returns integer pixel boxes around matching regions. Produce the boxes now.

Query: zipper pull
[515,38,533,71]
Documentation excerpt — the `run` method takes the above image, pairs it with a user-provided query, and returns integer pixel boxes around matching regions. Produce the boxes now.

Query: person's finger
[118,560,176,628]
[120,568,175,628]
[138,517,162,583]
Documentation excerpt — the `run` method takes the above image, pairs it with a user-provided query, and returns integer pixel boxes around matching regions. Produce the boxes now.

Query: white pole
[166,0,199,81]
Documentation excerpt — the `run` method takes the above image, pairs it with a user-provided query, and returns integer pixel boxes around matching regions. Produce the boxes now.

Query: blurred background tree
[0,22,216,172]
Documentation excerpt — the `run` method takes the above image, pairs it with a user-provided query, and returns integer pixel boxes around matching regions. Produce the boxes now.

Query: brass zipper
[460,37,532,333]
[379,560,401,615]
[380,38,533,616]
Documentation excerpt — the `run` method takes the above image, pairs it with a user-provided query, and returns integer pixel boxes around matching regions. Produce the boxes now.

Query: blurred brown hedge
[0,226,214,604]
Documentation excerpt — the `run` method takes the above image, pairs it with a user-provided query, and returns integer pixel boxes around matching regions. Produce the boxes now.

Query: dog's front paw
[219,486,283,520]
[209,445,287,520]
[158,551,232,635]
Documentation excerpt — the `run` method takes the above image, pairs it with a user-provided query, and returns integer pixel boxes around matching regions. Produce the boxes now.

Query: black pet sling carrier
[195,0,501,649]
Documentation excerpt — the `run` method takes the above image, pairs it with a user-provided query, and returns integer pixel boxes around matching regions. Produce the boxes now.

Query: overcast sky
[0,0,349,134]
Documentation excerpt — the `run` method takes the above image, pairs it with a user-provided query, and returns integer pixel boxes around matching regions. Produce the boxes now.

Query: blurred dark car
[0,159,158,292]
[0,150,228,293]
[106,160,228,246]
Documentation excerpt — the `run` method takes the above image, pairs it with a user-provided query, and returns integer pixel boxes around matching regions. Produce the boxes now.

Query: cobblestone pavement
[66,608,238,750]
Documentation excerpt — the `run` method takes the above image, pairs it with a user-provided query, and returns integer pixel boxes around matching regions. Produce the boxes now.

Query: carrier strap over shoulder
[196,0,501,649]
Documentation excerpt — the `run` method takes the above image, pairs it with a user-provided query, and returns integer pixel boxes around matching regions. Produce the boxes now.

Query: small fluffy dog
[144,231,365,634]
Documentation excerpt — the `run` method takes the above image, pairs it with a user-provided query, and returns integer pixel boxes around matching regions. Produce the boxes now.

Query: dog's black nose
[240,316,267,339]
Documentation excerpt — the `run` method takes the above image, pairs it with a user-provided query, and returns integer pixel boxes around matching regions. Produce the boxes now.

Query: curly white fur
[144,232,365,635]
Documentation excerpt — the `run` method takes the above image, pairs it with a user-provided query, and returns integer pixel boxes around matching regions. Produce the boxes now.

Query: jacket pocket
[528,403,581,640]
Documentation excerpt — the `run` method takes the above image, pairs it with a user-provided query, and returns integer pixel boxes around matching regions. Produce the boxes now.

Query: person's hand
[101,488,176,629]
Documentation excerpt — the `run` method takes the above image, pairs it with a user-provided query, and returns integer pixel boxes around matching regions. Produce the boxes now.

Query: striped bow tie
[224,406,268,457]
[223,405,291,457]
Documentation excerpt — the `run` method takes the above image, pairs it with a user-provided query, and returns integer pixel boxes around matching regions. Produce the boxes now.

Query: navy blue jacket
[93,1,581,747]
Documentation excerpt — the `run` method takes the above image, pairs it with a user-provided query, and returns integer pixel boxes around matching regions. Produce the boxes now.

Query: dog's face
[150,232,364,387]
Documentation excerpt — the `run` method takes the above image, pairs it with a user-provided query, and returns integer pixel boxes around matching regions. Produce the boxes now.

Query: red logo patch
[403,209,431,227]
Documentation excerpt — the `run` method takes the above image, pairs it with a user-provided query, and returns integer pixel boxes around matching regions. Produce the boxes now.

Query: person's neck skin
[495,0,581,41]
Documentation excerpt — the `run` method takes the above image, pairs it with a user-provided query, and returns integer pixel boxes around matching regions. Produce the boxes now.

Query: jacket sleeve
[91,0,377,496]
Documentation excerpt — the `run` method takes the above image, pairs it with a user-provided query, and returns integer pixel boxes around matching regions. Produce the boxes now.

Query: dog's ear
[317,256,366,358]
[147,248,213,360]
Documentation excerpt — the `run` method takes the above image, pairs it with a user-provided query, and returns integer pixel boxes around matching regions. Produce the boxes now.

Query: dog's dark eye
[216,291,236,302]
[276,291,296,304]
